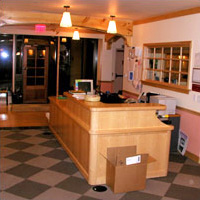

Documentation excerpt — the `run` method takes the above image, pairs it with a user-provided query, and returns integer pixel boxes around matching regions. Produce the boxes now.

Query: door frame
[113,49,124,93]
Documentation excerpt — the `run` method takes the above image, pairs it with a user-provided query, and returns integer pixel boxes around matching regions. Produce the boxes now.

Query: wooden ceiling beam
[133,7,200,25]
[72,15,133,36]
[0,11,133,37]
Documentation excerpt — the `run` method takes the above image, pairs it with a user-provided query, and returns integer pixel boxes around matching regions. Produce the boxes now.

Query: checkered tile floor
[1,127,200,200]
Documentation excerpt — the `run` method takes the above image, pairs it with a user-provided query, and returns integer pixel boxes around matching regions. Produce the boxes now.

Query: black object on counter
[100,92,125,103]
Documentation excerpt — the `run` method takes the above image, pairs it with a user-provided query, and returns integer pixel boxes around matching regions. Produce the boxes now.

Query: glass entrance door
[23,45,49,103]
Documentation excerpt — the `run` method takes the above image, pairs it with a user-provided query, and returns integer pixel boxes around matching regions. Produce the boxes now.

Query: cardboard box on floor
[106,146,148,194]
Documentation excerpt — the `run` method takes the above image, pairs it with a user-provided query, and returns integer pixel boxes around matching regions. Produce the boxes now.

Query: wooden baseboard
[11,104,50,112]
[185,151,200,164]
[122,90,139,97]
[99,80,114,83]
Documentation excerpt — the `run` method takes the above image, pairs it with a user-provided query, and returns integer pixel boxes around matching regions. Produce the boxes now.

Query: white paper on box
[126,155,141,165]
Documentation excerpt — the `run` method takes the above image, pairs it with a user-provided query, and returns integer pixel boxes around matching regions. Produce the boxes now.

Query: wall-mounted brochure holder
[177,131,188,155]
[192,68,200,92]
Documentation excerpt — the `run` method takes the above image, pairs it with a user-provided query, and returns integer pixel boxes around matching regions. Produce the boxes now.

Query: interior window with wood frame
[142,42,191,93]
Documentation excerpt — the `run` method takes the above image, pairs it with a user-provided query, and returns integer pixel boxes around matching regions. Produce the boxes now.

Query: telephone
[124,98,137,103]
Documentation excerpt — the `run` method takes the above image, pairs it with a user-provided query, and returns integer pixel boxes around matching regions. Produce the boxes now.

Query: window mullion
[178,47,182,85]
[160,47,163,82]
[153,48,155,80]
[169,47,172,84]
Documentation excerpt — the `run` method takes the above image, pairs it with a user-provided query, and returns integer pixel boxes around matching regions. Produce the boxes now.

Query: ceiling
[1,0,200,37]
[1,0,200,22]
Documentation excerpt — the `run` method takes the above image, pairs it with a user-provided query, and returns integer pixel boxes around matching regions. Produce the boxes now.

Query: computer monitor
[75,79,94,94]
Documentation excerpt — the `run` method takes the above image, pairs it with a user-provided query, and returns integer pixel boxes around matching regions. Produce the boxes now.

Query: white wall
[100,42,113,81]
[123,13,200,112]
[100,38,124,81]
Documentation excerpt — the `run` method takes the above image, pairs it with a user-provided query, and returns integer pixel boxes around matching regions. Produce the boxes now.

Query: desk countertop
[61,92,167,112]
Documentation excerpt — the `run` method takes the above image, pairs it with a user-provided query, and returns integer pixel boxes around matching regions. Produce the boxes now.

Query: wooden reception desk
[49,93,173,185]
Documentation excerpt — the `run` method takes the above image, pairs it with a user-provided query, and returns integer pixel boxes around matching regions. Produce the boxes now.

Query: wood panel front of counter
[49,93,173,185]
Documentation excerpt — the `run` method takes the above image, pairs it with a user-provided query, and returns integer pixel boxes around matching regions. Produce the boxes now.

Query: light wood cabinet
[49,94,173,185]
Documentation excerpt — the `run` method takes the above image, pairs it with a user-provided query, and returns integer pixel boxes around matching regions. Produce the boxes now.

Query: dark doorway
[59,37,98,95]
[0,34,98,103]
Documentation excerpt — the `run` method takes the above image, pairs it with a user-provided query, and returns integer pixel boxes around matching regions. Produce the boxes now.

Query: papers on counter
[72,94,86,100]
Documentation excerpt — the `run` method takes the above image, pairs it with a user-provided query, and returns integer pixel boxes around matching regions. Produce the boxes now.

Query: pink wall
[100,82,113,93]
[176,109,200,158]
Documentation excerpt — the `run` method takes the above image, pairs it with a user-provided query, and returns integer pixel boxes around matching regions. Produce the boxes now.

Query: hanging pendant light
[60,5,72,27]
[72,29,80,40]
[107,15,117,34]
